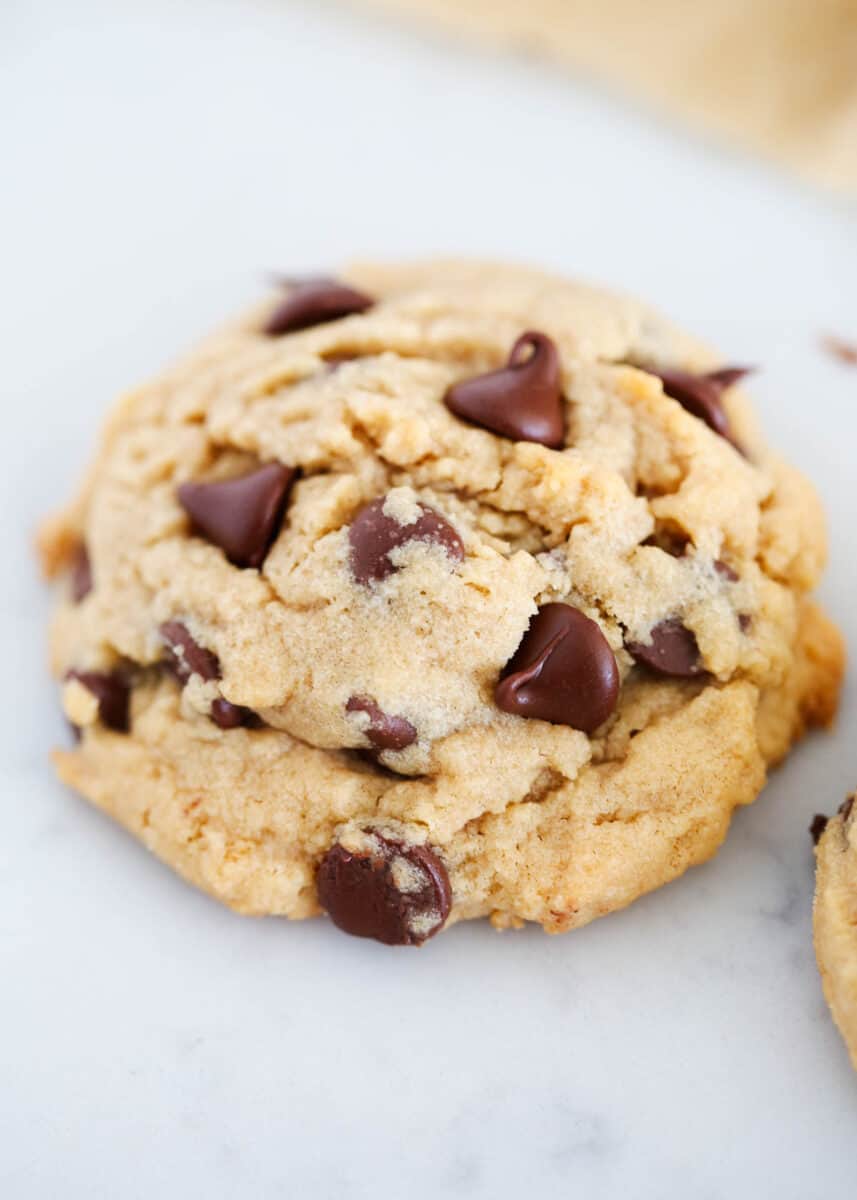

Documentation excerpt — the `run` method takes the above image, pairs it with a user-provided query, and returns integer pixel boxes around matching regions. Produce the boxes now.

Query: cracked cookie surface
[40,260,844,943]
[814,799,857,1069]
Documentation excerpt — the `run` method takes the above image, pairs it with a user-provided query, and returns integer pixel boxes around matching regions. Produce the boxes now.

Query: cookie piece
[40,260,844,944]
[813,798,857,1069]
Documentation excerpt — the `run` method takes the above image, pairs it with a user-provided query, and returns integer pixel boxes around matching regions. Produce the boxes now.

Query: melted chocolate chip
[495,603,619,733]
[714,559,738,582]
[444,332,565,448]
[642,529,690,558]
[160,621,220,683]
[210,698,260,730]
[67,670,130,733]
[346,695,417,751]
[738,613,752,634]
[348,748,404,779]
[178,462,296,569]
[627,618,704,678]
[316,834,451,945]
[323,351,362,372]
[159,622,260,728]
[810,813,828,844]
[651,365,751,444]
[348,496,464,585]
[265,279,373,336]
[70,544,93,603]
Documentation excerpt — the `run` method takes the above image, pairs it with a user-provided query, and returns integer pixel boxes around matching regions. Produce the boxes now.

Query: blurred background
[3,2,857,1197]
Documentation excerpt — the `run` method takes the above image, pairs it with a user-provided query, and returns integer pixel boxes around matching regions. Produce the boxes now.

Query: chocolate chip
[738,613,752,634]
[627,618,704,678]
[265,278,373,336]
[348,495,464,585]
[159,622,260,728]
[651,365,751,443]
[178,462,296,569]
[346,749,404,780]
[210,698,260,730]
[70,544,93,603]
[642,529,690,558]
[346,695,417,751]
[495,603,619,733]
[316,834,452,945]
[841,796,854,822]
[705,366,753,390]
[810,813,828,844]
[444,332,565,448]
[820,335,857,367]
[323,351,362,372]
[714,559,738,582]
[67,670,130,733]
[160,621,220,683]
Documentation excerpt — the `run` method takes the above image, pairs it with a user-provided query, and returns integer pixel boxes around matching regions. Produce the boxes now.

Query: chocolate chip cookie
[812,798,857,1068]
[40,261,844,944]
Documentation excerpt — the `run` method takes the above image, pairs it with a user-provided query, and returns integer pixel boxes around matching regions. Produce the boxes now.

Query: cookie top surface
[43,260,842,943]
[814,799,857,1069]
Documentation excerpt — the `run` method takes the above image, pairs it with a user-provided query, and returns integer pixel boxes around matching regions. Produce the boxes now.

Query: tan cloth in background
[359,0,857,192]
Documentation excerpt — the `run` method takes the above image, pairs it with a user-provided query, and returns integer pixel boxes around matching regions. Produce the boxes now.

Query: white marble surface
[3,1,857,1195]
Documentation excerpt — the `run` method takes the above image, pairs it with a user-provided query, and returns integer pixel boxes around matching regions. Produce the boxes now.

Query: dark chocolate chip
[160,621,220,683]
[348,495,464,585]
[67,670,130,733]
[178,462,296,569]
[265,279,373,336]
[651,365,751,443]
[841,796,854,822]
[210,698,260,730]
[495,603,619,733]
[70,544,93,603]
[346,695,417,751]
[714,559,738,582]
[444,331,565,448]
[316,834,452,945]
[810,814,828,844]
[738,613,752,633]
[627,618,704,678]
